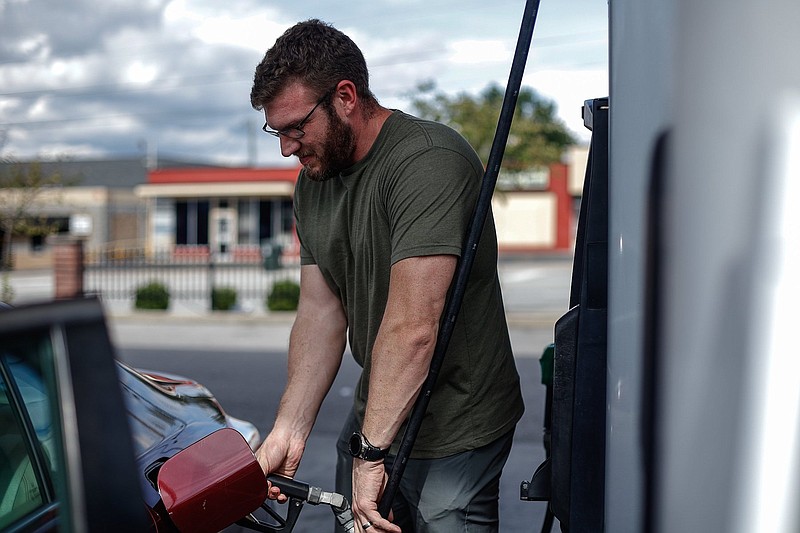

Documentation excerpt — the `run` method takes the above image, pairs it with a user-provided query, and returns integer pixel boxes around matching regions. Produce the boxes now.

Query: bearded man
[250,19,524,533]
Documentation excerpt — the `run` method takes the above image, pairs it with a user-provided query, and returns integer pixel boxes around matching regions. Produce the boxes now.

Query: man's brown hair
[250,19,377,111]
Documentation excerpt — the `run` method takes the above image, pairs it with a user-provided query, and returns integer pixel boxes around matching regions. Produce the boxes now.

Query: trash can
[262,241,283,271]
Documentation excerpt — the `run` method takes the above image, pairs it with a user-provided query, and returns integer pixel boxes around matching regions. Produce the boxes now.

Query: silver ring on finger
[363,522,373,530]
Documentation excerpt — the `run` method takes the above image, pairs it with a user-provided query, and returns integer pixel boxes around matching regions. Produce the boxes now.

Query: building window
[281,199,293,233]
[259,200,274,241]
[258,199,293,244]
[237,199,258,245]
[175,200,209,245]
[30,234,44,252]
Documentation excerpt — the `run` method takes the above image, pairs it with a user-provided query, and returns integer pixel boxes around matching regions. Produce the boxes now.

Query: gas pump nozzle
[256,474,355,532]
[234,474,355,533]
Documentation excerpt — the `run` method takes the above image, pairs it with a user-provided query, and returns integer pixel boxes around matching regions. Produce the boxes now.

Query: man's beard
[303,106,356,182]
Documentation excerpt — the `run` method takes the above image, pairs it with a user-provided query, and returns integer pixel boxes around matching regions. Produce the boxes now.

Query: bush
[135,281,169,310]
[212,286,237,311]
[267,280,300,311]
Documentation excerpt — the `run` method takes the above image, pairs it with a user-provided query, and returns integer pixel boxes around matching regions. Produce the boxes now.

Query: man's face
[265,83,356,181]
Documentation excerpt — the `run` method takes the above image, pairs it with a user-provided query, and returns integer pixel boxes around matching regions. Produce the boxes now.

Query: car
[117,360,260,531]
[0,297,260,532]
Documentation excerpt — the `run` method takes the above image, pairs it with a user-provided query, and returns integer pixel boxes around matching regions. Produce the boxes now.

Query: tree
[0,159,70,269]
[408,81,576,172]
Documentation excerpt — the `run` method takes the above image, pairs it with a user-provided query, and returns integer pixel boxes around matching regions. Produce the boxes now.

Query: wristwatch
[348,431,390,461]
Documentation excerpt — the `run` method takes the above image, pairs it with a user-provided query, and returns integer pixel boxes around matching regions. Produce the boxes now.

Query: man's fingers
[357,515,400,533]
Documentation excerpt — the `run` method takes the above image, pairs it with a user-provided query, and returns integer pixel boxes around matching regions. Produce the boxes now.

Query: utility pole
[247,120,258,167]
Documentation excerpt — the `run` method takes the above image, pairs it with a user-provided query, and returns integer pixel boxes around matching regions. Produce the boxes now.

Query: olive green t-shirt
[294,110,524,458]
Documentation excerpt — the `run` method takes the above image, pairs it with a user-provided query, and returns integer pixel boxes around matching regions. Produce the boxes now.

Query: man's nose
[279,136,300,158]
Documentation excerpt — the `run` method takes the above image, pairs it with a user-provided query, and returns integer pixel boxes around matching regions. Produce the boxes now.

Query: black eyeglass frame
[262,88,336,139]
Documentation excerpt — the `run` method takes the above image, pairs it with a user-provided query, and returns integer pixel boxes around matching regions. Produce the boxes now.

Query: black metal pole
[378,0,542,518]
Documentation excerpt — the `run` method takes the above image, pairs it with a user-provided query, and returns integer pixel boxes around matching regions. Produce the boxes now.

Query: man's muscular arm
[350,254,457,532]
[363,255,456,446]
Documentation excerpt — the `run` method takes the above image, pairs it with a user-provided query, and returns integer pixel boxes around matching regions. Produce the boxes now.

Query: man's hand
[255,429,305,503]
[351,459,401,533]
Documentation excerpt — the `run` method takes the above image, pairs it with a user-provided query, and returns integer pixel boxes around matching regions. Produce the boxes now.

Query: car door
[0,298,149,532]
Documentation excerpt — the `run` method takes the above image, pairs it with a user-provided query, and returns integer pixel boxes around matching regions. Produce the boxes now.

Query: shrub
[135,281,169,310]
[267,280,300,311]
[211,286,237,311]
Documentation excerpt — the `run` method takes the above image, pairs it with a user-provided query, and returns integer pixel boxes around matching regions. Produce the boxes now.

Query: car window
[0,299,152,532]
[0,333,57,530]
[5,334,59,476]
[0,372,44,528]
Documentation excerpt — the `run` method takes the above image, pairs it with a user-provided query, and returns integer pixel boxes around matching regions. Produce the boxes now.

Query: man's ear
[332,80,358,117]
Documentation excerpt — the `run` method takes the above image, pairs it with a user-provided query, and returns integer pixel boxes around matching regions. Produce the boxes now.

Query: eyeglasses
[262,88,334,139]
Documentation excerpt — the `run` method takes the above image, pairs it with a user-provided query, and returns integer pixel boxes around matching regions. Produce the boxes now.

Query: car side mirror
[158,428,268,533]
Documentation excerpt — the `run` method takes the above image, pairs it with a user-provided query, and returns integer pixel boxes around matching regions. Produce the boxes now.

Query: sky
[0,0,608,168]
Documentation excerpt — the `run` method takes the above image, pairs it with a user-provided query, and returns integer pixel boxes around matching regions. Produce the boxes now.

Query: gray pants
[335,409,515,532]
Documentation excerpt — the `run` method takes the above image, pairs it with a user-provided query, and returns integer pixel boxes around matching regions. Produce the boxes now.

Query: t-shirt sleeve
[384,147,480,264]
[293,176,317,266]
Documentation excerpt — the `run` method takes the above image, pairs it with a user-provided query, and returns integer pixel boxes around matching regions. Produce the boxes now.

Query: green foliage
[267,280,300,312]
[0,158,78,268]
[211,286,237,311]
[135,281,170,310]
[407,81,576,170]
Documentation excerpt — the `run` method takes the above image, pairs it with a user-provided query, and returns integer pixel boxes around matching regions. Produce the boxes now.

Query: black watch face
[348,432,363,457]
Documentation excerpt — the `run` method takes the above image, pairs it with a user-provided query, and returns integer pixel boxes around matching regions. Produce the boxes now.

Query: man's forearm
[360,255,455,449]
[273,284,348,440]
[274,266,347,441]
[274,317,345,437]
[361,320,436,449]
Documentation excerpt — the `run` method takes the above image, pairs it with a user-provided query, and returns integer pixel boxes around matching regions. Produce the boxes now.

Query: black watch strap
[348,431,389,461]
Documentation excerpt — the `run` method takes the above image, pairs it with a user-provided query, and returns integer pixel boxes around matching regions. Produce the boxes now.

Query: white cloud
[124,61,159,85]
[164,0,287,52]
[526,68,608,143]
[27,97,48,120]
[17,33,49,58]
[448,40,512,65]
